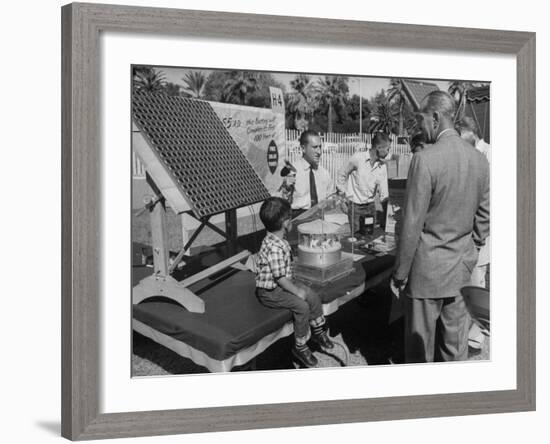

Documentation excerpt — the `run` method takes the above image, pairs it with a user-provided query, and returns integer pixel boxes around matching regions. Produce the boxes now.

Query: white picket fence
[132,131,411,180]
[284,130,411,183]
[285,130,411,155]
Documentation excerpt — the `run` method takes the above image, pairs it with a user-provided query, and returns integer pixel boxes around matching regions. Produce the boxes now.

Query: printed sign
[267,140,279,174]
[269,87,285,115]
[210,101,286,194]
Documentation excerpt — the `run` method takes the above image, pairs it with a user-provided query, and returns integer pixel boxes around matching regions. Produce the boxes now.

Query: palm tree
[387,79,410,136]
[164,82,181,96]
[315,76,349,133]
[448,81,474,122]
[286,74,316,131]
[371,101,398,135]
[221,71,258,105]
[133,67,166,93]
[181,71,207,98]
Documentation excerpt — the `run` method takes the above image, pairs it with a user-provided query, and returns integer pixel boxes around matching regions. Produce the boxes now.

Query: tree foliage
[132,67,167,93]
[222,71,259,104]
[313,76,349,133]
[203,70,284,108]
[387,79,411,136]
[342,94,371,133]
[132,67,447,136]
[285,74,316,131]
[181,71,207,98]
[163,82,181,96]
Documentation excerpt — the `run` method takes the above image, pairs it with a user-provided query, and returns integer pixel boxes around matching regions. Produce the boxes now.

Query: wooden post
[180,214,190,255]
[145,172,170,276]
[150,198,170,277]
[225,209,238,255]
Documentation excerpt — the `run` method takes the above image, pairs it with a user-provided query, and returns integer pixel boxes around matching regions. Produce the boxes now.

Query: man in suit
[392,91,490,363]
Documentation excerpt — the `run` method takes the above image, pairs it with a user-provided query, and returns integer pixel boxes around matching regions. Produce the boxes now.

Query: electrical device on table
[293,214,354,286]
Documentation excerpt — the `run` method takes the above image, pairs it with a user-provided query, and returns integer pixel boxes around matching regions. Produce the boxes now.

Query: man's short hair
[421,90,456,121]
[259,197,291,232]
[456,116,480,139]
[299,129,320,147]
[371,132,391,148]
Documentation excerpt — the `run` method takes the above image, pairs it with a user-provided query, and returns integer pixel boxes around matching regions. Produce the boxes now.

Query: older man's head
[416,91,456,143]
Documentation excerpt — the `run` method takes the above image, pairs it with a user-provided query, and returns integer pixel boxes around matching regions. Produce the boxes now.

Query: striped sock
[310,316,325,328]
[312,324,326,337]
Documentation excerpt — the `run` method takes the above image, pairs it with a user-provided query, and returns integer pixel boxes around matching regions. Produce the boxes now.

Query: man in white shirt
[337,132,390,238]
[457,116,491,288]
[283,130,335,218]
[456,116,492,353]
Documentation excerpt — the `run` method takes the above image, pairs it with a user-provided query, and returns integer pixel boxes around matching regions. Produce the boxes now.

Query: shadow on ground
[328,280,404,366]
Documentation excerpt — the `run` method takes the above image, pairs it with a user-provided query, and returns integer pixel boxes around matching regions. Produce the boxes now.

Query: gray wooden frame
[61,2,536,440]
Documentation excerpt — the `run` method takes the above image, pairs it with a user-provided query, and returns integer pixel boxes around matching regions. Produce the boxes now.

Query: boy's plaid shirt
[255,232,292,289]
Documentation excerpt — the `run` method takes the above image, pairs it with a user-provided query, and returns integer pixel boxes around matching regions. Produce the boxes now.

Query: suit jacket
[394,129,490,299]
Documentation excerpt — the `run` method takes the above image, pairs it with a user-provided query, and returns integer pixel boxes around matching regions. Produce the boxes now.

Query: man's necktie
[309,167,318,207]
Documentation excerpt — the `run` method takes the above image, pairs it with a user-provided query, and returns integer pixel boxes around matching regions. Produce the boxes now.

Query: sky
[158,65,453,100]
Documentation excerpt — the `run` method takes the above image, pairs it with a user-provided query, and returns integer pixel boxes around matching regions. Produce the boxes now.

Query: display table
[133,245,394,373]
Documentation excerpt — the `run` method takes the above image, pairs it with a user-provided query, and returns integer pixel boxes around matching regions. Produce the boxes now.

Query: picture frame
[61,2,535,440]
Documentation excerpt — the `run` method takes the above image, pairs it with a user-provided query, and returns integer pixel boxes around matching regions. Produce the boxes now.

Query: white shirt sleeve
[379,164,389,201]
[324,169,336,197]
[336,153,358,194]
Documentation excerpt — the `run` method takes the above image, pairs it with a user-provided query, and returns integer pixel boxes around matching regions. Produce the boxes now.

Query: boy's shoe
[292,345,318,368]
[310,331,335,350]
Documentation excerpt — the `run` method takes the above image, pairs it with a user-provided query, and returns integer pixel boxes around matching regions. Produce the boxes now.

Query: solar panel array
[132,91,270,218]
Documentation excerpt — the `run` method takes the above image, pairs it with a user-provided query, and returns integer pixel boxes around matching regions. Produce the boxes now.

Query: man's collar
[299,156,318,170]
[436,128,458,142]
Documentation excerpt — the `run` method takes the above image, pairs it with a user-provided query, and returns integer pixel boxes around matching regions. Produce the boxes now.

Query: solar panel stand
[132,194,206,314]
[225,209,238,255]
[132,91,272,312]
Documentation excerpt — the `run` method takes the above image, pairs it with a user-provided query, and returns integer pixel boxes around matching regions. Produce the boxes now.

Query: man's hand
[339,196,349,214]
[390,274,407,299]
[284,175,296,187]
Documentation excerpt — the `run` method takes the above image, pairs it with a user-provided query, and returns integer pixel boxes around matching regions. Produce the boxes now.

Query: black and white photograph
[131,66,491,375]
[3,0,542,442]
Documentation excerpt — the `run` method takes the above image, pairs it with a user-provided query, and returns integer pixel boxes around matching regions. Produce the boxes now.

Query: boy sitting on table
[255,196,333,368]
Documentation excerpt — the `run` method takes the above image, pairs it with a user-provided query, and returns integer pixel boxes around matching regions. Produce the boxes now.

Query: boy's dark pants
[256,286,323,340]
